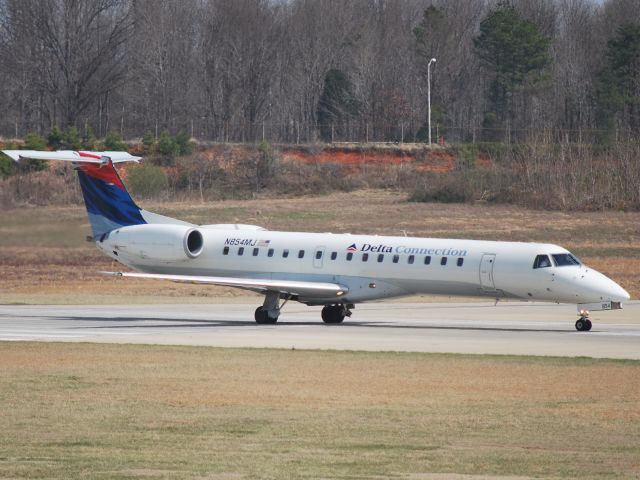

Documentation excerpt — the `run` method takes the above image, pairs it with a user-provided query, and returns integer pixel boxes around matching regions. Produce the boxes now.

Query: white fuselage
[97,227,629,306]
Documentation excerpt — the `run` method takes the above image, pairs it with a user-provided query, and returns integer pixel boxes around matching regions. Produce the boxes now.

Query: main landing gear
[253,292,353,325]
[575,311,592,332]
[254,291,288,324]
[321,304,353,324]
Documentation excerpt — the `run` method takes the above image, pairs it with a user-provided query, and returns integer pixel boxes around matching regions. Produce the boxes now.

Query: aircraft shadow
[41,315,573,334]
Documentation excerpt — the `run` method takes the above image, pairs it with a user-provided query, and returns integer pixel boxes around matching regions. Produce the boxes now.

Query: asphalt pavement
[1,301,639,359]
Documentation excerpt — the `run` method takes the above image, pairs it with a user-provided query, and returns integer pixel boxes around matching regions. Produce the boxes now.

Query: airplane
[2,149,630,331]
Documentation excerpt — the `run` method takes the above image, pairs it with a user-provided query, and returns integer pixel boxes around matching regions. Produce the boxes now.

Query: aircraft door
[313,246,325,269]
[479,254,497,291]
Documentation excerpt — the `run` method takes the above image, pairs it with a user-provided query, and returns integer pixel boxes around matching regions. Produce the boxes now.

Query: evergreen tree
[174,131,193,155]
[157,131,179,158]
[595,23,640,138]
[82,125,96,150]
[0,154,12,178]
[316,69,359,142]
[474,2,551,140]
[47,127,64,149]
[23,133,48,171]
[413,6,446,62]
[63,126,82,150]
[103,131,127,151]
[142,132,157,156]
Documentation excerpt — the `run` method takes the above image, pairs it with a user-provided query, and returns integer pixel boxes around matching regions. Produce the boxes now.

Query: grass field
[2,192,639,479]
[1,190,639,303]
[0,342,639,479]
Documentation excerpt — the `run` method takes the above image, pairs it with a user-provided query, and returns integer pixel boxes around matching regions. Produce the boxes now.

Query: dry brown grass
[1,190,639,302]
[1,342,638,479]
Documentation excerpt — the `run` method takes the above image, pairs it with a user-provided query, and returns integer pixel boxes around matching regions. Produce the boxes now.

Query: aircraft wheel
[321,305,345,324]
[255,306,278,324]
[575,317,590,332]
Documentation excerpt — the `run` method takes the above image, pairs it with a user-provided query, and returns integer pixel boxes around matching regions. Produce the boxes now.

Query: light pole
[427,57,436,145]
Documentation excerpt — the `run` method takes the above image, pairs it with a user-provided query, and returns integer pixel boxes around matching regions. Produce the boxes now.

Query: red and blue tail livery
[2,150,151,238]
[76,160,146,238]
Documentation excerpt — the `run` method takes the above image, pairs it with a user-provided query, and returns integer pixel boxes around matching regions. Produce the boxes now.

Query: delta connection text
[358,243,468,256]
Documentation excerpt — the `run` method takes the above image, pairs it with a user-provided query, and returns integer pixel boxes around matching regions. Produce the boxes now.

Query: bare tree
[128,0,200,136]
[1,0,134,129]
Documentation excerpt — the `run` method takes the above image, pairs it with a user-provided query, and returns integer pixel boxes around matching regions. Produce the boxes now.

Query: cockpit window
[533,254,552,269]
[552,253,581,267]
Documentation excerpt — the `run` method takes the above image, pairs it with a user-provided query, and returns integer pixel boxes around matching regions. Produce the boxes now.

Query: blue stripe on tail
[76,162,146,238]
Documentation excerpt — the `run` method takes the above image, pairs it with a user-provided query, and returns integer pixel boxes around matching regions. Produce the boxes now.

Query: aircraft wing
[2,150,141,164]
[100,271,348,299]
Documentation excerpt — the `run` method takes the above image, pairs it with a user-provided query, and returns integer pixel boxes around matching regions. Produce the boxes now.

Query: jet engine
[106,224,204,263]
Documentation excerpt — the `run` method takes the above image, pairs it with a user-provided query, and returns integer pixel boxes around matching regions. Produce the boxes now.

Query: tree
[62,126,81,149]
[126,163,168,198]
[474,2,551,140]
[47,127,64,149]
[23,133,48,171]
[595,23,640,137]
[129,0,200,135]
[157,131,179,158]
[316,69,359,142]
[0,154,11,178]
[103,130,127,151]
[1,0,134,128]
[413,6,447,63]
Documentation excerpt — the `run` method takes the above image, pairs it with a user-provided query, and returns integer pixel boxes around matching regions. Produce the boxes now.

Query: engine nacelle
[107,224,204,263]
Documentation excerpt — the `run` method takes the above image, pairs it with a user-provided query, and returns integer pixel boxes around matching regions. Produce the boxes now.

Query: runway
[1,301,639,359]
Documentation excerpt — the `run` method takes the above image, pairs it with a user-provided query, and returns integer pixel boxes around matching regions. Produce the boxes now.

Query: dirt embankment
[185,142,486,173]
[279,144,459,173]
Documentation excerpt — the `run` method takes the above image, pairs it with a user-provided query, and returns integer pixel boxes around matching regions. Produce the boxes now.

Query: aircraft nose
[606,278,630,302]
[589,270,630,302]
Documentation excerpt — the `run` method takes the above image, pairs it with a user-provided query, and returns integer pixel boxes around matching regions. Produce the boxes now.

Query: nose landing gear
[575,310,592,332]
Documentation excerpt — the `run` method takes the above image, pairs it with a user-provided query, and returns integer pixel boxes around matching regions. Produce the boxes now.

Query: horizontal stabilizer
[100,271,348,299]
[1,150,141,164]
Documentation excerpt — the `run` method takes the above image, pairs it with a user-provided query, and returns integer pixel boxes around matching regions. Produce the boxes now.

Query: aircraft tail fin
[2,150,187,239]
[75,160,147,239]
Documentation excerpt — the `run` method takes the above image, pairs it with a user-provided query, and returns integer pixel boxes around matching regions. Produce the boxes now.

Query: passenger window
[441,257,447,266]
[533,254,552,269]
[392,254,399,264]
[223,246,229,255]
[238,247,244,256]
[298,250,305,259]
[315,250,323,260]
[253,248,259,256]
[346,252,353,261]
[424,256,431,265]
[283,249,289,258]
[267,248,274,257]
[457,257,464,267]
[330,252,337,260]
[362,253,369,262]
[377,254,384,263]
[408,255,415,264]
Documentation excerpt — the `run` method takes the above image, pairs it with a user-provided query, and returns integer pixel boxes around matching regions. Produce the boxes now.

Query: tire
[321,305,345,324]
[575,318,586,331]
[255,306,278,324]
[585,319,592,331]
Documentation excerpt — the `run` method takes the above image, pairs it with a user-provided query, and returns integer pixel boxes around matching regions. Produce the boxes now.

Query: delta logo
[346,243,393,253]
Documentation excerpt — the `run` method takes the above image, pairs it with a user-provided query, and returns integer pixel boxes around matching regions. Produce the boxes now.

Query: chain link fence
[0,117,635,146]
